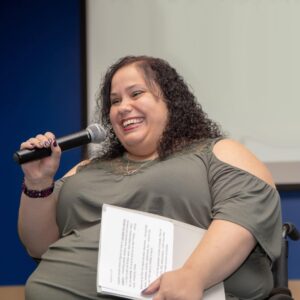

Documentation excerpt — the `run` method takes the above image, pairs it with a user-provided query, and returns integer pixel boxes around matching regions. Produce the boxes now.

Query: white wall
[86,0,300,184]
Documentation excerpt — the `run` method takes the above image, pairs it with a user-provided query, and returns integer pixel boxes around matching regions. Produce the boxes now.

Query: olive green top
[25,139,282,300]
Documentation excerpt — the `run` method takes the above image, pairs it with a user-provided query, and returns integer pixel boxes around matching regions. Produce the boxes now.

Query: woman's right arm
[18,132,62,258]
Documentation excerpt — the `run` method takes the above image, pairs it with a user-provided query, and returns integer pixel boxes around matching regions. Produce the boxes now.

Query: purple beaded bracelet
[22,181,54,198]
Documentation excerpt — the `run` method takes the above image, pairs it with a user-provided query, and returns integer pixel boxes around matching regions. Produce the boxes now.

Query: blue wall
[1,0,82,285]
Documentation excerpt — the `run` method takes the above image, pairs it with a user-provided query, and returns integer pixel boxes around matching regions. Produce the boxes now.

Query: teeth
[122,118,143,128]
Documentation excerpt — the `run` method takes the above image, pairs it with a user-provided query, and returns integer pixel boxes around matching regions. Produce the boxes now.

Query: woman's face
[109,63,168,160]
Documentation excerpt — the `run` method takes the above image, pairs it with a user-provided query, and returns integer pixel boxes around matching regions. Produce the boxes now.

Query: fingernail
[39,142,44,147]
[44,141,50,147]
[53,140,57,147]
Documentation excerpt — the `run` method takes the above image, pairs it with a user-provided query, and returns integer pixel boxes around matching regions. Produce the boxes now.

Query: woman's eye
[132,90,143,98]
[110,98,121,105]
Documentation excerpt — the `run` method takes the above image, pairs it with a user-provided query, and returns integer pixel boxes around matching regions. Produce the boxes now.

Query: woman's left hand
[141,266,204,300]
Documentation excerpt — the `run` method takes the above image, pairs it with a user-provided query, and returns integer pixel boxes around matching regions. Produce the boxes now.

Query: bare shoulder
[63,160,91,178]
[213,139,275,187]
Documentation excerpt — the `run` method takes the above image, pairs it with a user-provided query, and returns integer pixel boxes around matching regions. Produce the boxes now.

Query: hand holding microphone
[15,124,106,188]
[14,123,106,165]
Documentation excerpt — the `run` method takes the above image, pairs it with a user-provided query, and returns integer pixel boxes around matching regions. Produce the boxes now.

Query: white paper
[98,205,173,299]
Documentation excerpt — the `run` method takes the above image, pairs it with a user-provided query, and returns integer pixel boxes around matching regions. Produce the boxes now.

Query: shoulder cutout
[213,139,275,188]
[63,160,91,178]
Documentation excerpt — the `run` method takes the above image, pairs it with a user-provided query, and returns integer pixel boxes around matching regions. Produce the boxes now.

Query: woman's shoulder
[187,137,221,155]
[212,139,275,187]
[63,159,91,178]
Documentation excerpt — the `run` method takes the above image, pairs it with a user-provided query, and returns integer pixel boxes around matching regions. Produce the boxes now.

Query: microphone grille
[86,123,107,143]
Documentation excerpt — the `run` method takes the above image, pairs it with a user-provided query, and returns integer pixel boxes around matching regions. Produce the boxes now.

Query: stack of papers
[97,204,225,300]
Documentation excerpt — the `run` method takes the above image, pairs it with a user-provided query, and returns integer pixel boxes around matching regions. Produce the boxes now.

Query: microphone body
[13,124,106,164]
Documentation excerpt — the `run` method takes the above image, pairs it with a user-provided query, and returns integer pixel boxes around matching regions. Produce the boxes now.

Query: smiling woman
[18,55,282,300]
[98,56,223,160]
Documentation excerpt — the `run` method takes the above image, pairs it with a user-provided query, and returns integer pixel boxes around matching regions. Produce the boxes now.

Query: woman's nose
[118,99,132,115]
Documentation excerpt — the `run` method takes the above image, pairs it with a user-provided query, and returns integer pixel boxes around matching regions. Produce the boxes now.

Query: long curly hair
[95,55,223,159]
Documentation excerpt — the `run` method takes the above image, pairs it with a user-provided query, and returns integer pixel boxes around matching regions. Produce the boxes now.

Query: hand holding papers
[97,204,225,300]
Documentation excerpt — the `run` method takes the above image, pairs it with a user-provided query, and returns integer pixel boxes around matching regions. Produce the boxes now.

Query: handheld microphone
[13,123,107,164]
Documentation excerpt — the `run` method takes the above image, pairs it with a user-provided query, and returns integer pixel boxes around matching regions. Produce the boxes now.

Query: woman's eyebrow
[110,92,118,96]
[110,84,146,97]
[126,84,144,92]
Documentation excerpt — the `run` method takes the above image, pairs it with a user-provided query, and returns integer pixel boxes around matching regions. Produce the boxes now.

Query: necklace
[124,158,153,176]
[109,154,157,177]
[120,153,156,176]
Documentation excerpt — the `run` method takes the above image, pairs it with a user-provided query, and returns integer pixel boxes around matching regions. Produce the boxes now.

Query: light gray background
[86,0,300,184]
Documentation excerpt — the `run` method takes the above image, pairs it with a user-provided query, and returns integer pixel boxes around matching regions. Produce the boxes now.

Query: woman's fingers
[19,131,61,183]
[142,276,161,295]
[50,137,61,159]
[44,132,55,143]
[20,132,56,150]
[142,268,205,300]
[35,133,53,148]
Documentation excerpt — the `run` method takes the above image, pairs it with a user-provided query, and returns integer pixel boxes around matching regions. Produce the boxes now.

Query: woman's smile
[122,117,144,131]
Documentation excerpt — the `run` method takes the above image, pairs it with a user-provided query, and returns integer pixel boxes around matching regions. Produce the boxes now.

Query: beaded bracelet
[22,181,54,198]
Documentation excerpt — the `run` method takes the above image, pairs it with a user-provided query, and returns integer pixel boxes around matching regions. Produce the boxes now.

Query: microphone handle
[58,130,91,151]
[13,130,91,164]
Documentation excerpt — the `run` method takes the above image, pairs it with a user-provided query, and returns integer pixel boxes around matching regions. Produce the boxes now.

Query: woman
[18,56,282,300]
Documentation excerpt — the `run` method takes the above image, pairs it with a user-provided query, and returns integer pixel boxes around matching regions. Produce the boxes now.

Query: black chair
[268,223,300,300]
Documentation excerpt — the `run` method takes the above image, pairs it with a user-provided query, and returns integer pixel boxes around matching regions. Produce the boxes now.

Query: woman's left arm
[142,139,275,300]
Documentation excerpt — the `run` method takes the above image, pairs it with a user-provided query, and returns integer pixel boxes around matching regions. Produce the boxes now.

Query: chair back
[268,223,300,300]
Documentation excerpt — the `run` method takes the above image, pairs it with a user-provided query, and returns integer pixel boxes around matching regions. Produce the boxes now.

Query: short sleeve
[54,177,66,196]
[207,152,282,263]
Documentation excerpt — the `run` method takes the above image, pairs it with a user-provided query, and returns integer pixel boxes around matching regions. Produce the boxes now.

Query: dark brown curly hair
[95,55,223,159]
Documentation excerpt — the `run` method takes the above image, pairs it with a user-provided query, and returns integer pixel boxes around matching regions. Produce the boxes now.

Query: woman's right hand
[20,132,62,187]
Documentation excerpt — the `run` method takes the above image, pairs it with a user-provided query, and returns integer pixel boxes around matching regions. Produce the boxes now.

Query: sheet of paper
[98,204,174,299]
